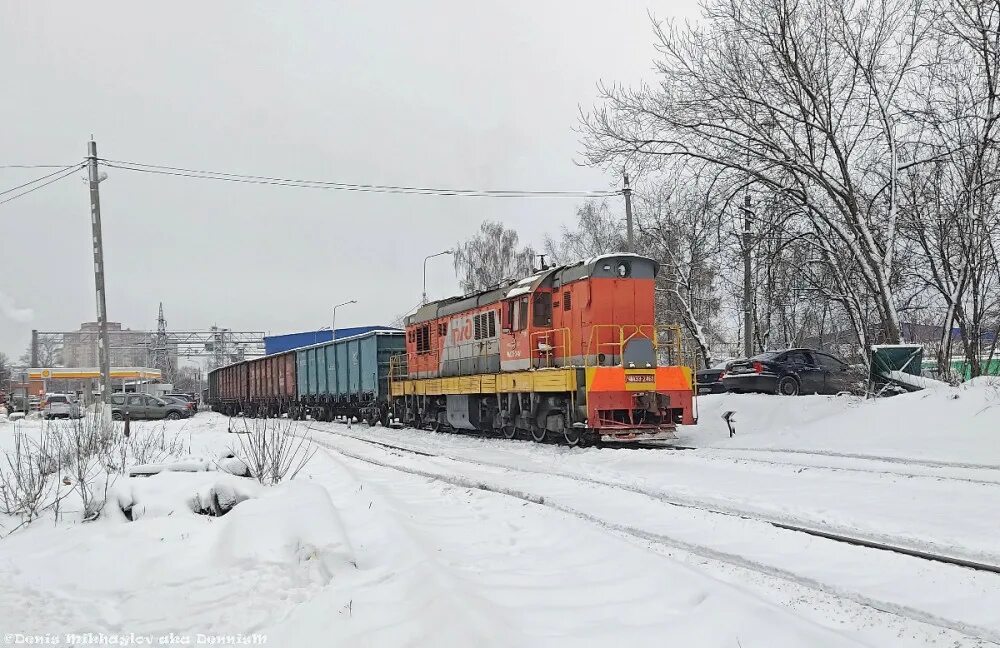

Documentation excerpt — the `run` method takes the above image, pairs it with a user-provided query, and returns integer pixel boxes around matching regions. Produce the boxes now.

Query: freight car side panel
[336,343,349,396]
[348,338,361,394]
[325,347,337,396]
[360,335,377,394]
[284,354,296,398]
[296,350,308,400]
[317,346,329,395]
[377,334,405,398]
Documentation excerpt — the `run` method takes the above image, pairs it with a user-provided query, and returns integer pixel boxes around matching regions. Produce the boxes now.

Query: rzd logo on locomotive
[450,317,474,346]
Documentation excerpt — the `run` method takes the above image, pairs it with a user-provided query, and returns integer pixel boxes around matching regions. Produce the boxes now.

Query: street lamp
[423,249,454,305]
[332,300,357,341]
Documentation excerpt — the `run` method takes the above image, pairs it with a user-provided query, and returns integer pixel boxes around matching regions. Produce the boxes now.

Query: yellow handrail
[584,324,660,368]
[530,327,572,368]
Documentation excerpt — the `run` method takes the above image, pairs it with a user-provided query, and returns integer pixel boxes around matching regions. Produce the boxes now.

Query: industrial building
[264,326,400,355]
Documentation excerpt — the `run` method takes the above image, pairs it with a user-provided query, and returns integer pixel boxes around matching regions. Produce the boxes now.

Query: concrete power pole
[623,173,635,253]
[743,192,753,358]
[87,139,112,402]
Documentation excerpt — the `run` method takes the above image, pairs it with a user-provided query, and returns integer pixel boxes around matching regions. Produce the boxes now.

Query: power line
[0,164,77,169]
[99,158,621,198]
[0,163,84,197]
[0,163,85,207]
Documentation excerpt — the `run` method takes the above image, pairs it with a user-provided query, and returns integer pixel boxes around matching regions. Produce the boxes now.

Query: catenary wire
[99,158,621,198]
[0,163,86,207]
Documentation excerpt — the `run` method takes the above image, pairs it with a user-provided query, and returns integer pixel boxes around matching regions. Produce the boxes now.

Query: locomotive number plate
[625,374,655,383]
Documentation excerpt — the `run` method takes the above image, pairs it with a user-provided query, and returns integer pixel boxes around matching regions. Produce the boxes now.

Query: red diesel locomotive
[390,253,694,445]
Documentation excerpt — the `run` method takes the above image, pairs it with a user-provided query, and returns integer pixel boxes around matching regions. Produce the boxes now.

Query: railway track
[312,416,1000,486]
[679,449,1000,487]
[305,425,1000,643]
[304,423,1000,570]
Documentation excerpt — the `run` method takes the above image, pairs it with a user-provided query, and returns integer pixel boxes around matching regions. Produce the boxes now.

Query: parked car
[164,393,198,412]
[160,395,196,414]
[41,394,83,419]
[107,393,191,420]
[721,348,856,396]
[696,360,734,395]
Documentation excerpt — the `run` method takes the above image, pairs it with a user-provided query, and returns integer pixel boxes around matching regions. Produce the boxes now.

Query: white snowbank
[689,379,1000,465]
[213,480,354,581]
[111,471,262,520]
[0,470,355,636]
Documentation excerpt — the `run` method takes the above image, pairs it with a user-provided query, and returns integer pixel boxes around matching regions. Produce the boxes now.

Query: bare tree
[582,0,939,348]
[634,180,723,366]
[453,220,537,292]
[19,338,61,367]
[544,200,627,264]
[896,0,1000,377]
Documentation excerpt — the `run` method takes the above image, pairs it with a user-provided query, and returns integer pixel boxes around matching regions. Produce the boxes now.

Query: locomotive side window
[518,297,529,330]
[415,325,431,354]
[533,293,552,327]
[509,297,529,331]
[438,323,447,337]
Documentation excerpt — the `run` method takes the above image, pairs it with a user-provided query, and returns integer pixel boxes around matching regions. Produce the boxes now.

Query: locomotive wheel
[563,426,581,447]
[427,417,442,432]
[502,425,517,440]
[530,426,546,443]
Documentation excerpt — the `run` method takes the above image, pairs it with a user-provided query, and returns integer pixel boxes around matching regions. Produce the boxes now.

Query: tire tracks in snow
[304,427,1000,645]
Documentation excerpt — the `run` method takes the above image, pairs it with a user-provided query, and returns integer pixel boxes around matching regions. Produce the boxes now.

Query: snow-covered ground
[0,381,998,647]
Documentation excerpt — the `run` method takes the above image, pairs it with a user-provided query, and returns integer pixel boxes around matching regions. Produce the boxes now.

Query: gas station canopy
[29,367,162,381]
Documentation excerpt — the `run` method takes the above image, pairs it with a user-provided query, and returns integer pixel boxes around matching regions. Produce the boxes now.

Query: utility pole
[87,139,112,403]
[623,173,634,253]
[743,191,753,358]
[30,330,39,366]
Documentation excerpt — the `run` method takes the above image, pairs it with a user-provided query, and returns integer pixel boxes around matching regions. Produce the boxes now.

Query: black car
[696,360,734,395]
[721,348,855,395]
[165,393,198,412]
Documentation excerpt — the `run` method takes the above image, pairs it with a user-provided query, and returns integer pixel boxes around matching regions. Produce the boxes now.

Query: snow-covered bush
[229,417,316,485]
[0,416,196,532]
[98,421,190,475]
[0,432,66,526]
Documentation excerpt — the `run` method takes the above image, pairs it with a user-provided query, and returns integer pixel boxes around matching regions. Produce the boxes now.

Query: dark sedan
[721,349,856,395]
[696,360,734,395]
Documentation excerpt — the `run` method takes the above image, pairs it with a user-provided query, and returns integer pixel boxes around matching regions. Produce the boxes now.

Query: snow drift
[690,377,1000,465]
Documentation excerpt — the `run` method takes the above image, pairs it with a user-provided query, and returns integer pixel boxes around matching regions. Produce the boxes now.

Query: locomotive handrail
[530,327,571,369]
[584,324,659,368]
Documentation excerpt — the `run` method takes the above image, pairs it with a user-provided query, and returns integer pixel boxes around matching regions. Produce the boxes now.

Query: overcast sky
[0,1,697,362]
